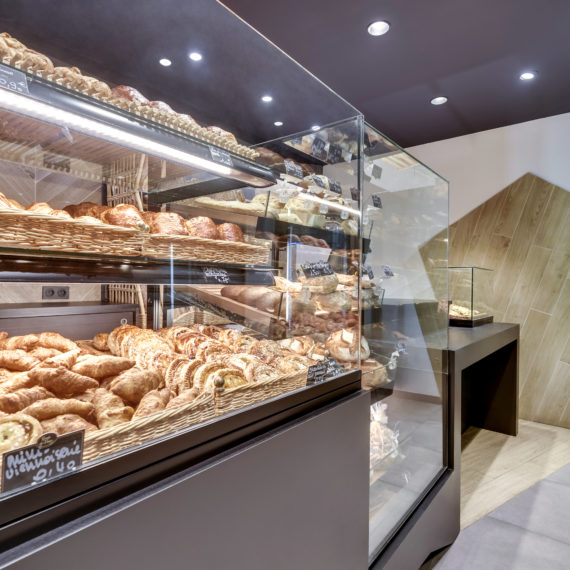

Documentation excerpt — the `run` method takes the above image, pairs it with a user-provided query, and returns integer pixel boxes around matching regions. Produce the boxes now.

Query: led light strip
[0,88,233,177]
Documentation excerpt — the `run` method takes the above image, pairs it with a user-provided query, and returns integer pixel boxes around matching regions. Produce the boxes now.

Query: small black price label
[311,136,327,158]
[202,266,230,284]
[1,430,84,493]
[310,175,327,189]
[307,357,346,383]
[0,64,29,95]
[382,265,394,278]
[329,180,342,194]
[284,160,304,179]
[371,164,383,179]
[362,264,374,279]
[301,261,334,278]
[209,146,233,167]
[372,194,383,208]
[350,187,360,202]
[327,144,343,164]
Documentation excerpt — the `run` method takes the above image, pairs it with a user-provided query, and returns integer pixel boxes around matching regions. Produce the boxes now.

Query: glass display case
[449,266,494,326]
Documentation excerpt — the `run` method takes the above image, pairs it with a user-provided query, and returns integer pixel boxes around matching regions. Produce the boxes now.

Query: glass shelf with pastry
[448,266,494,327]
[361,124,449,562]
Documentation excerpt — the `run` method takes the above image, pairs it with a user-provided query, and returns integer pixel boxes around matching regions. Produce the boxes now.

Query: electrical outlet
[42,286,69,300]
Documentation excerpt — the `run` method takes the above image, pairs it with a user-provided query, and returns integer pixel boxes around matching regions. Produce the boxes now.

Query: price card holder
[327,144,343,164]
[350,187,360,203]
[307,358,346,384]
[0,64,29,95]
[396,341,408,355]
[209,146,233,167]
[310,175,327,189]
[372,194,383,209]
[284,160,304,179]
[311,136,327,158]
[202,266,230,284]
[301,261,334,278]
[2,430,84,494]
[371,164,383,180]
[382,265,394,278]
[362,264,374,279]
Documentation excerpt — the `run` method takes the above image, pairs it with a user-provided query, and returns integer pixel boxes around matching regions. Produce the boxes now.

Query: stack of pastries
[0,32,257,159]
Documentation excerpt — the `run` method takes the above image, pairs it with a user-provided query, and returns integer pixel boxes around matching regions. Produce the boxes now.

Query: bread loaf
[143,211,188,235]
[101,204,149,231]
[185,216,219,240]
[217,223,244,242]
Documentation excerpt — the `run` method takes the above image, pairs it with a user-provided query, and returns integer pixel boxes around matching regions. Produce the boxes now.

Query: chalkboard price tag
[372,194,383,208]
[362,264,374,279]
[382,265,394,278]
[2,430,84,493]
[396,342,408,355]
[327,144,343,164]
[329,180,342,194]
[202,266,230,284]
[311,175,327,189]
[284,160,304,179]
[311,136,327,158]
[350,187,360,202]
[0,64,29,95]
[209,146,233,167]
[307,357,346,384]
[301,261,334,278]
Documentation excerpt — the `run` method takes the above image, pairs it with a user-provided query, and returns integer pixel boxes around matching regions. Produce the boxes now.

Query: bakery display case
[449,266,494,326]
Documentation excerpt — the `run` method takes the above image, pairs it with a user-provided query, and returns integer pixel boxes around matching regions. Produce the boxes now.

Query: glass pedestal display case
[449,266,494,326]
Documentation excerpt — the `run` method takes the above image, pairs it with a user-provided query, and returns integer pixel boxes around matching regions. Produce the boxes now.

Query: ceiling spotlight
[159,58,172,67]
[188,52,202,61]
[311,125,320,131]
[261,95,273,103]
[520,71,536,81]
[367,21,390,36]
[430,96,448,105]
[274,121,283,126]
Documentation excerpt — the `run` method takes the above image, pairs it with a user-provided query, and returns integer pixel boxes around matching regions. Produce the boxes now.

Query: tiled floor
[421,420,570,569]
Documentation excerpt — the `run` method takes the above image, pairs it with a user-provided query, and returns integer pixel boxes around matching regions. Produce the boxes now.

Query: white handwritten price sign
[2,430,84,493]
[202,266,230,284]
[0,64,29,95]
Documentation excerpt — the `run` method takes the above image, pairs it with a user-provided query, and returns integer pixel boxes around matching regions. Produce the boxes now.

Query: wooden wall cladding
[450,173,570,428]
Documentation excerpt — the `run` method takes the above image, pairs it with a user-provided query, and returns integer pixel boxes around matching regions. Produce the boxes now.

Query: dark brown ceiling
[1,0,569,148]
[223,0,570,146]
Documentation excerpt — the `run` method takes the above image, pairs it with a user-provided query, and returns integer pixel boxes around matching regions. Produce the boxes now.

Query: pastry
[63,202,99,218]
[143,211,188,235]
[192,362,227,392]
[325,329,370,362]
[278,355,311,374]
[360,359,389,389]
[0,350,39,371]
[243,360,277,383]
[26,202,53,215]
[41,414,98,436]
[195,341,232,361]
[0,414,42,453]
[298,273,339,294]
[255,147,284,167]
[71,355,135,379]
[246,340,283,364]
[29,367,99,398]
[22,398,95,422]
[36,332,78,353]
[92,388,134,429]
[133,388,171,419]
[110,85,150,105]
[185,216,219,240]
[0,334,39,351]
[312,291,352,313]
[41,349,81,370]
[217,223,244,243]
[0,371,35,394]
[93,333,109,352]
[0,386,53,414]
[48,209,73,219]
[166,387,200,409]
[279,336,315,356]
[109,367,163,406]
[101,204,149,231]
[206,126,237,144]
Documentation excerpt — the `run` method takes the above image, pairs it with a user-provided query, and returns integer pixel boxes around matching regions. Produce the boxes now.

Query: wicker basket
[0,209,141,257]
[83,391,215,463]
[142,234,271,265]
[214,369,308,416]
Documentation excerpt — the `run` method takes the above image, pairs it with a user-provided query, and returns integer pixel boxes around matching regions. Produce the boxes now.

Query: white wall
[407,112,570,223]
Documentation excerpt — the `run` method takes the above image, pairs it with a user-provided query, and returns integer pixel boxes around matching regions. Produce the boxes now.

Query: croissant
[29,367,99,398]
[0,371,35,394]
[109,367,163,406]
[165,387,200,409]
[0,350,40,371]
[23,398,95,422]
[100,204,149,231]
[37,332,78,353]
[29,347,62,360]
[71,355,135,379]
[92,388,134,429]
[0,386,53,414]
[133,388,171,419]
[41,414,98,436]
[41,349,81,370]
[0,334,40,351]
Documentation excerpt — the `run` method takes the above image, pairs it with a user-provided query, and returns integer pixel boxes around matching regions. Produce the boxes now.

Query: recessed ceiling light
[520,71,536,81]
[261,95,273,103]
[431,96,448,105]
[311,125,320,131]
[274,121,283,126]
[367,21,390,36]
[159,58,172,67]
[188,52,202,61]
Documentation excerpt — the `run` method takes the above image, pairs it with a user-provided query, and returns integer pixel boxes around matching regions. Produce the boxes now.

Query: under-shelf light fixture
[0,89,232,177]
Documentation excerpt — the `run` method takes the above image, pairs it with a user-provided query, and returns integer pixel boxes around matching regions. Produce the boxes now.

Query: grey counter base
[1,391,370,570]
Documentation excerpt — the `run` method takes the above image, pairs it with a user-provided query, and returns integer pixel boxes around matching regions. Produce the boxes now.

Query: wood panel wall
[450,173,570,428]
